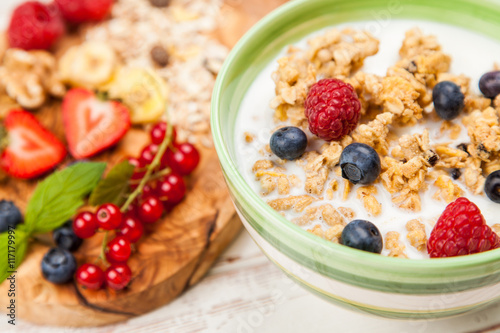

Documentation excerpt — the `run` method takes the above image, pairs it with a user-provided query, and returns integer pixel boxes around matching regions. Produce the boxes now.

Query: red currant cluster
[72,122,200,291]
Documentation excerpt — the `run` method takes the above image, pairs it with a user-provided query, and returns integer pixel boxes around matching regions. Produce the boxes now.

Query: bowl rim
[211,0,500,274]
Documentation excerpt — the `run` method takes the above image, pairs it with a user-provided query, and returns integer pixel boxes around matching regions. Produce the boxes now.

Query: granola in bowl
[236,20,500,259]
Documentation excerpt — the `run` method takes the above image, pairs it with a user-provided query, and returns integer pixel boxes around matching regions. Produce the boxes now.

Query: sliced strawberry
[62,89,131,159]
[0,110,66,179]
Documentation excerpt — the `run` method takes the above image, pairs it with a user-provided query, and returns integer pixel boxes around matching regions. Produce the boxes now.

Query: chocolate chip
[150,45,169,67]
[149,0,170,8]
[451,168,462,180]
[427,152,439,167]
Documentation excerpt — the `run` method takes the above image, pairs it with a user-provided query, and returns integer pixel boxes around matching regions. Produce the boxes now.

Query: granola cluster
[245,26,500,258]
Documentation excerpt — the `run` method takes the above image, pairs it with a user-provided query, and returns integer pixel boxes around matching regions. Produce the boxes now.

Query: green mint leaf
[25,162,107,234]
[0,227,28,284]
[89,160,134,207]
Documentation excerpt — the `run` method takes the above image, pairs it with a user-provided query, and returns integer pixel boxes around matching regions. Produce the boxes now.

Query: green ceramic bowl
[211,0,500,319]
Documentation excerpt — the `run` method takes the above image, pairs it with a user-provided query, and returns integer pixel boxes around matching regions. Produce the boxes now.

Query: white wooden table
[2,1,500,332]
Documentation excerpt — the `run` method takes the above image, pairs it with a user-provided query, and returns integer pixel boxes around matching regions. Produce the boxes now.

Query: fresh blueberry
[485,170,500,203]
[479,71,500,99]
[0,200,23,233]
[432,81,464,120]
[53,221,83,252]
[340,220,383,254]
[41,248,77,284]
[340,143,381,185]
[269,126,307,160]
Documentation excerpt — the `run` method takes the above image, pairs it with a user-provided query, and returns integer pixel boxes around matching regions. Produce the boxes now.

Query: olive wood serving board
[0,0,287,326]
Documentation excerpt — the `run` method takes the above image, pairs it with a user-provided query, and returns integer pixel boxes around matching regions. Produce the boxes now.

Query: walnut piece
[0,49,65,109]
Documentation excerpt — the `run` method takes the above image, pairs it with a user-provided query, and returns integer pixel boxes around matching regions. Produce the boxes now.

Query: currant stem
[120,106,173,213]
[99,231,108,261]
[129,167,172,184]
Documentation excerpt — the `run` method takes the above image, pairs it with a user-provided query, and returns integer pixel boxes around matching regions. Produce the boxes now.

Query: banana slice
[106,67,168,124]
[59,41,117,89]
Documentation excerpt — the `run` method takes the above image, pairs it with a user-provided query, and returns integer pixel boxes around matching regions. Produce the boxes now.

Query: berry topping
[53,221,83,252]
[1,110,66,179]
[62,89,131,159]
[427,197,500,258]
[41,248,77,284]
[72,211,98,239]
[304,78,361,141]
[156,173,186,204]
[163,143,200,175]
[432,81,464,120]
[0,200,23,233]
[96,203,122,230]
[7,1,65,50]
[479,71,500,99]
[105,264,132,290]
[76,263,105,290]
[485,170,500,204]
[150,122,176,145]
[138,195,164,224]
[340,143,381,185]
[105,237,132,263]
[117,215,144,243]
[340,220,383,254]
[269,126,307,160]
[55,0,113,24]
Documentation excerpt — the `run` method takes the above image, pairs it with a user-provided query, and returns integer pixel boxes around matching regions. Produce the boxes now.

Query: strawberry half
[62,89,131,159]
[0,110,66,179]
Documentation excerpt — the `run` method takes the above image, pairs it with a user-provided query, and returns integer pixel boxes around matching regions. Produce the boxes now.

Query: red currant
[73,212,98,239]
[125,204,139,218]
[105,237,132,263]
[127,157,142,169]
[156,173,186,204]
[164,143,200,175]
[139,144,159,166]
[76,263,105,290]
[96,203,123,230]
[142,182,155,197]
[105,264,132,290]
[128,157,146,189]
[138,195,164,224]
[117,215,144,243]
[150,122,177,145]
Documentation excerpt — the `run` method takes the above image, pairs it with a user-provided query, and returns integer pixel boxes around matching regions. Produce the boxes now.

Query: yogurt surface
[234,20,500,259]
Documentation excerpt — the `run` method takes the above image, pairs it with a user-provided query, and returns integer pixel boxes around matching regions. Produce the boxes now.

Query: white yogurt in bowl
[234,20,500,259]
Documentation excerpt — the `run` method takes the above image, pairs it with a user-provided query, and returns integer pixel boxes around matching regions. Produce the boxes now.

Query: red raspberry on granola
[427,197,500,258]
[304,78,361,141]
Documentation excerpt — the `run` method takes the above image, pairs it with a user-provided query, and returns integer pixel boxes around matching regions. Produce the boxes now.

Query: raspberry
[304,78,361,141]
[7,2,65,51]
[427,197,500,258]
[55,0,113,24]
